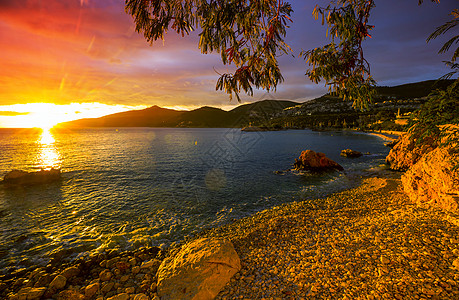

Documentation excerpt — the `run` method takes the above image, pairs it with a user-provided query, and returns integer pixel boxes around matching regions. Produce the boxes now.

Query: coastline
[208,174,459,299]
[4,172,459,299]
[3,130,459,299]
[355,129,403,142]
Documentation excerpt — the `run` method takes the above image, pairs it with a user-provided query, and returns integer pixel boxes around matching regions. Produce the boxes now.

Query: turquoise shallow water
[0,127,389,273]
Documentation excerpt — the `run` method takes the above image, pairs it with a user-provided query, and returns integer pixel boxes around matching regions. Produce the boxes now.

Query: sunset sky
[0,0,456,128]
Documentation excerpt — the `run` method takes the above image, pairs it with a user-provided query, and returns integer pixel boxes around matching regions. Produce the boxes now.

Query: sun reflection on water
[37,128,61,170]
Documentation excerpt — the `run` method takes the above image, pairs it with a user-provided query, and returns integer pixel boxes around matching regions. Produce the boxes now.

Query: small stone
[125,286,135,294]
[132,266,140,274]
[106,257,119,268]
[26,287,46,299]
[99,260,107,268]
[85,282,100,298]
[60,266,80,279]
[57,289,85,300]
[101,281,115,293]
[35,274,52,287]
[99,270,112,281]
[129,258,137,266]
[116,261,131,272]
[452,258,459,269]
[17,287,32,298]
[133,294,149,300]
[380,256,390,265]
[106,293,129,300]
[120,275,130,282]
[49,275,67,290]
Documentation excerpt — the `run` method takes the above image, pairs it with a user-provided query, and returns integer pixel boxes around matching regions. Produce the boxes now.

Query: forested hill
[57,100,299,128]
[57,80,454,129]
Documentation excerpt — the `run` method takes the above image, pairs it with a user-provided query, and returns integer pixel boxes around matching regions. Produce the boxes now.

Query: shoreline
[353,129,403,142]
[3,130,458,300]
[4,171,459,299]
[207,174,459,299]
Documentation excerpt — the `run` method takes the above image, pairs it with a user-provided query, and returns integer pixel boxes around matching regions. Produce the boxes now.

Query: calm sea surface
[0,127,389,272]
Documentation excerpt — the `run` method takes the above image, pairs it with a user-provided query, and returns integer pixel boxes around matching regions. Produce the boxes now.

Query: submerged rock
[402,147,459,211]
[3,168,61,185]
[340,149,363,158]
[157,238,241,300]
[293,150,344,171]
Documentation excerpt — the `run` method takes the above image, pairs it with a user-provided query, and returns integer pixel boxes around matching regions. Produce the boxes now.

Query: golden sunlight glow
[0,103,148,128]
[40,128,55,145]
[37,128,61,170]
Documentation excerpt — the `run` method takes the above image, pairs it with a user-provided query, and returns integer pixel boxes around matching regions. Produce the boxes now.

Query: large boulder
[402,147,459,211]
[293,150,344,171]
[157,238,241,300]
[385,134,436,171]
[340,149,363,158]
[3,168,61,185]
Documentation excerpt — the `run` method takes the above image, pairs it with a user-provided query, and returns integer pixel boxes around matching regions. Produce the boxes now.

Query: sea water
[0,127,389,272]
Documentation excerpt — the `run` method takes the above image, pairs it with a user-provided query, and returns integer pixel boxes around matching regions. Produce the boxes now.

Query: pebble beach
[3,172,459,299]
[207,174,459,299]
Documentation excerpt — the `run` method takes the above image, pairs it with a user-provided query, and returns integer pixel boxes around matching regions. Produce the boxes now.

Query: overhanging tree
[408,6,458,155]
[125,0,456,110]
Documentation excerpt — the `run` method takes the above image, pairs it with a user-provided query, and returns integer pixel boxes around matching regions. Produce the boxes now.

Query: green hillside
[58,100,298,128]
[57,80,454,129]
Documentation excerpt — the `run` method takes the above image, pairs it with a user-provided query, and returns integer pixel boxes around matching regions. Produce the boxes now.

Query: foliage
[125,0,452,112]
[125,0,293,102]
[408,79,459,153]
[300,0,376,110]
[408,4,459,165]
[427,8,459,64]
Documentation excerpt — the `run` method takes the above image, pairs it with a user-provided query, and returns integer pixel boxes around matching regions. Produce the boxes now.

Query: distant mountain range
[58,100,298,128]
[57,80,454,129]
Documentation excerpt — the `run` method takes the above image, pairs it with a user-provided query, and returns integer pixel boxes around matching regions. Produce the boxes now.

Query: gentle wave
[0,128,390,273]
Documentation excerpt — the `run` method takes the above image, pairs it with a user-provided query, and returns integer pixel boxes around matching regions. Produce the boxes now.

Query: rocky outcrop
[2,168,61,185]
[293,150,344,171]
[340,149,362,158]
[157,238,241,300]
[385,134,436,171]
[402,147,459,211]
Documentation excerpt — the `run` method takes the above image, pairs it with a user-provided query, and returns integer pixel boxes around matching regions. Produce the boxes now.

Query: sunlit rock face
[293,150,344,171]
[385,134,436,171]
[157,238,241,300]
[402,147,459,211]
[3,168,61,185]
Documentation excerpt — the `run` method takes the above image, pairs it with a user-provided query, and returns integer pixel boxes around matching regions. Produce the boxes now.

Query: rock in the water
[3,168,61,185]
[402,147,459,211]
[293,150,344,171]
[385,134,436,171]
[157,238,241,300]
[340,149,363,158]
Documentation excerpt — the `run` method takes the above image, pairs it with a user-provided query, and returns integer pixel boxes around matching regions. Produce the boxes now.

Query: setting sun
[0,103,148,128]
